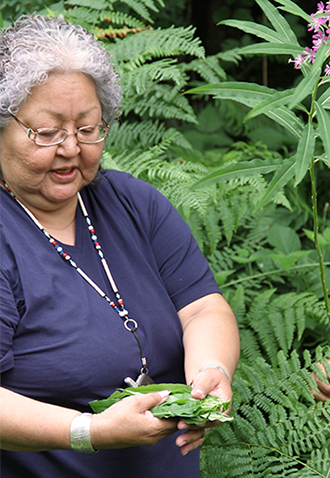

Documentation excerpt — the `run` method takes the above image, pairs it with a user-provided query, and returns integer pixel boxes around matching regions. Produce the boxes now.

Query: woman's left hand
[175,367,232,456]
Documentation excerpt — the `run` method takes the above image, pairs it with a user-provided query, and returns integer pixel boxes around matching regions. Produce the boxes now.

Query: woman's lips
[51,167,78,180]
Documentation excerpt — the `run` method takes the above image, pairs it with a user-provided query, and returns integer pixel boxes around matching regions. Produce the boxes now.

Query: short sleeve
[0,268,22,372]
[146,183,220,311]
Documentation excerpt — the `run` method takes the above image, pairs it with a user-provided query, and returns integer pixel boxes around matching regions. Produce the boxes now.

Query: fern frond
[123,84,197,123]
[99,11,146,28]
[122,59,186,93]
[65,0,108,10]
[238,291,325,366]
[111,0,158,23]
[201,348,330,478]
[217,194,236,245]
[204,207,222,255]
[182,55,227,84]
[110,26,204,65]
[107,120,189,150]
[63,7,101,29]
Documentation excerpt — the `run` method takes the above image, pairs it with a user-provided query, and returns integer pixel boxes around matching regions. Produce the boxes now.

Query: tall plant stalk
[310,156,330,318]
[309,81,330,318]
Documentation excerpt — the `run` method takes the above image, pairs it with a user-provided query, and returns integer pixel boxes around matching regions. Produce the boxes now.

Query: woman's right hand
[90,390,178,450]
[312,360,330,402]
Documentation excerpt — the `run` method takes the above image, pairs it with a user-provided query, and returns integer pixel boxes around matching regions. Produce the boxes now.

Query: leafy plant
[187,0,330,321]
[90,383,232,425]
[201,348,330,478]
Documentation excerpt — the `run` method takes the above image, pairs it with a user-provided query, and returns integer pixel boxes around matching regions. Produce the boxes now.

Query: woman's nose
[57,133,81,157]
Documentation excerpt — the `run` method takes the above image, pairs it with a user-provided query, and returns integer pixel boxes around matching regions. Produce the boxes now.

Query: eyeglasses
[11,114,110,146]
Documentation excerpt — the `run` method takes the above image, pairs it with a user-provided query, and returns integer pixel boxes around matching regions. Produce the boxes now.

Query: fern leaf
[99,11,146,28]
[110,26,204,65]
[123,84,197,123]
[113,0,157,23]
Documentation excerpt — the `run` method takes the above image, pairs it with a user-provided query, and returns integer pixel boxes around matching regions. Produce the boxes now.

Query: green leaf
[186,82,304,139]
[214,270,236,286]
[255,156,296,211]
[238,43,304,57]
[289,67,322,110]
[244,88,295,122]
[288,42,329,110]
[186,81,274,106]
[89,383,232,424]
[218,19,285,44]
[318,88,330,110]
[274,0,311,23]
[255,0,298,45]
[65,0,108,9]
[266,107,303,139]
[191,158,281,189]
[294,123,316,186]
[315,100,330,167]
[268,224,301,254]
[303,229,330,246]
[267,251,313,271]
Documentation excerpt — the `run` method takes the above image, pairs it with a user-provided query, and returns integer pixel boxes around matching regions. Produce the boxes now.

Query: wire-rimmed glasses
[10,113,110,146]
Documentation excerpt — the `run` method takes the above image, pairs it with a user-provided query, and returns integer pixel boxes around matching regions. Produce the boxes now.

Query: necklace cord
[3,183,149,375]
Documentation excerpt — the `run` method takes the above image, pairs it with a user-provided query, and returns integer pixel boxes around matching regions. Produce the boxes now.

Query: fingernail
[178,421,188,430]
[158,390,170,401]
[194,388,204,398]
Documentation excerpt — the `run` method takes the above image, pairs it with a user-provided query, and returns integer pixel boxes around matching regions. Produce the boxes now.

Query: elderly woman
[0,14,240,478]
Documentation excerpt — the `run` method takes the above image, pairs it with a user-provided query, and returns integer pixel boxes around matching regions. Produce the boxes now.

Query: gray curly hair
[0,14,121,129]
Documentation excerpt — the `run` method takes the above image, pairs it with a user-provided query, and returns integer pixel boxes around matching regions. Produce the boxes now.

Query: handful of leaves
[89,383,233,425]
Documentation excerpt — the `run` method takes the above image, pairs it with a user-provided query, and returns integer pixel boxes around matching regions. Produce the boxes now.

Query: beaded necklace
[3,182,153,386]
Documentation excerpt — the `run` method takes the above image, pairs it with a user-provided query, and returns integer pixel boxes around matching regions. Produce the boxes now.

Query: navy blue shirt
[0,170,220,477]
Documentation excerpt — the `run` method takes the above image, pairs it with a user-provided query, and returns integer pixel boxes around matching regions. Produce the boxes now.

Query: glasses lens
[35,128,66,146]
[77,125,108,143]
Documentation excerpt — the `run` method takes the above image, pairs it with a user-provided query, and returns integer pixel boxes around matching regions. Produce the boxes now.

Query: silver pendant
[124,372,155,388]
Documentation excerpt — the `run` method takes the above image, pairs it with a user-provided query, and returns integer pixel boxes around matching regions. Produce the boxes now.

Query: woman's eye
[38,129,59,138]
[80,127,96,134]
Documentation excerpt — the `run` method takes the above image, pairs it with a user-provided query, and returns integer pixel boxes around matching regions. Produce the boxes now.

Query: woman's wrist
[198,364,229,379]
[70,413,98,453]
[189,363,230,386]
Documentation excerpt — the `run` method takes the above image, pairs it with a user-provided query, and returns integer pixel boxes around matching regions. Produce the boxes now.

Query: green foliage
[3,0,330,475]
[201,348,330,478]
[90,383,232,424]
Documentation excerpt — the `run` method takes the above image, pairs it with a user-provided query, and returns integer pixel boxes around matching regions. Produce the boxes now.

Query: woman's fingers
[91,391,177,450]
[312,361,330,402]
[175,428,206,456]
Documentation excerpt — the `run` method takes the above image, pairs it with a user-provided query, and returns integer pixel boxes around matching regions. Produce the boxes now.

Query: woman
[0,14,240,478]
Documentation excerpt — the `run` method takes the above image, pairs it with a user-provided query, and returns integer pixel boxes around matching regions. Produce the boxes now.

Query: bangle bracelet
[199,365,229,380]
[70,413,98,454]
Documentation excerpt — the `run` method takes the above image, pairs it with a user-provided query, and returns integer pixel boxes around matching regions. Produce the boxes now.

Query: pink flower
[291,4,330,75]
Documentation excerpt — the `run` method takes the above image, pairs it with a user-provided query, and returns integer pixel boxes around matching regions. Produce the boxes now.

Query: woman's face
[0,72,104,213]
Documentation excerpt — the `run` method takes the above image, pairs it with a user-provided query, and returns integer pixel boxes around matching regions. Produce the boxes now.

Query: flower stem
[310,157,330,319]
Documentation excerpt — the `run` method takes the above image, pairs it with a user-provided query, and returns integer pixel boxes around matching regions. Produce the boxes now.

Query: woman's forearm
[0,386,178,453]
[178,293,240,385]
[0,387,79,451]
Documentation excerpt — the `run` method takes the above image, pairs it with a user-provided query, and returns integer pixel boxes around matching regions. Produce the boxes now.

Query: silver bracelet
[70,413,97,453]
[199,364,229,380]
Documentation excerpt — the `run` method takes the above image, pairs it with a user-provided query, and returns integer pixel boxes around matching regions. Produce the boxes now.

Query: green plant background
[1,0,330,476]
